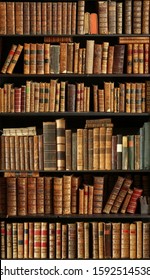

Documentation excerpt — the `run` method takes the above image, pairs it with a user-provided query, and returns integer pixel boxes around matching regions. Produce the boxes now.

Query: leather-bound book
[84,12,90,34]
[1,44,17,74]
[9,136,15,170]
[116,134,122,170]
[93,176,104,214]
[38,134,44,170]
[107,46,114,74]
[103,176,125,214]
[6,177,17,216]
[56,118,66,170]
[136,83,142,113]
[101,42,109,74]
[127,187,143,214]
[130,223,137,259]
[77,0,85,34]
[36,43,44,74]
[111,177,132,214]
[74,42,79,73]
[138,44,144,74]
[88,185,94,214]
[36,177,44,214]
[28,136,34,171]
[29,222,34,259]
[23,2,30,34]
[90,13,98,34]
[79,188,84,214]
[52,2,57,34]
[122,135,128,170]
[39,82,45,112]
[142,0,150,34]
[49,223,56,259]
[98,1,108,34]
[30,2,36,35]
[91,222,98,259]
[34,222,41,259]
[24,43,30,75]
[83,128,88,170]
[104,223,112,259]
[44,44,50,74]
[44,177,53,214]
[15,2,23,35]
[65,129,72,170]
[67,42,74,73]
[134,134,140,170]
[99,127,106,170]
[34,82,40,112]
[0,2,6,35]
[43,121,57,171]
[7,44,23,74]
[27,177,37,215]
[6,2,15,34]
[108,1,116,34]
[67,2,72,35]
[116,2,123,34]
[17,223,24,259]
[71,2,77,35]
[67,84,76,112]
[144,44,149,74]
[125,82,131,112]
[112,223,121,259]
[60,81,66,112]
[77,222,84,259]
[62,224,67,259]
[112,135,117,170]
[17,177,27,216]
[84,184,88,214]
[120,189,133,214]
[14,87,21,113]
[41,222,48,259]
[124,0,132,34]
[63,175,72,214]
[113,45,125,74]
[121,223,130,259]
[143,222,150,259]
[36,2,41,35]
[105,127,112,170]
[84,222,89,259]
[47,2,52,34]
[77,129,83,170]
[6,223,12,258]
[53,177,63,214]
[93,85,98,112]
[133,43,139,74]
[133,0,142,34]
[41,3,47,35]
[12,222,18,259]
[24,222,29,259]
[93,128,99,170]
[33,135,39,171]
[93,44,102,74]
[0,221,6,259]
[50,45,60,74]
[60,43,67,73]
[136,221,142,259]
[30,43,36,74]
[68,223,76,259]
[71,175,80,214]
[49,79,57,112]
[98,222,104,259]
[0,177,6,216]
[128,135,135,170]
[127,43,133,74]
[45,82,50,112]
[72,131,77,170]
[146,81,150,113]
[98,89,105,112]
[62,2,67,35]
[57,2,62,35]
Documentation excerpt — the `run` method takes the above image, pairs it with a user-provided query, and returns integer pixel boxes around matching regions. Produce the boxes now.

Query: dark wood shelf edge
[0,74,150,78]
[0,34,150,38]
[0,169,150,173]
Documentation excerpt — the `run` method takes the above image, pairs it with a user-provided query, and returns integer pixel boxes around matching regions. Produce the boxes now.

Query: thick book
[7,44,23,74]
[113,45,125,74]
[43,121,57,171]
[1,44,17,74]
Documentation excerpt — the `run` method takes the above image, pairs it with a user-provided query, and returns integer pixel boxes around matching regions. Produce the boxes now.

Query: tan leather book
[72,2,77,34]
[6,2,15,34]
[41,222,48,259]
[84,222,89,259]
[116,2,123,34]
[60,43,67,73]
[1,44,17,74]
[29,222,34,259]
[17,177,27,216]
[0,221,6,259]
[49,223,56,259]
[91,222,98,259]
[43,121,57,171]
[15,2,23,35]
[112,223,121,259]
[67,2,72,35]
[30,43,36,74]
[0,2,6,34]
[71,175,80,214]
[36,43,44,74]
[93,128,99,170]
[124,0,132,34]
[136,221,143,259]
[34,222,41,259]
[130,223,137,259]
[101,42,109,74]
[133,0,142,34]
[62,2,67,34]
[63,175,72,214]
[77,0,85,34]
[56,118,66,170]
[52,2,57,34]
[30,2,36,35]
[23,2,30,34]
[44,177,53,214]
[98,1,108,34]
[6,177,17,216]
[142,0,150,34]
[53,177,63,214]
[24,222,29,259]
[77,129,83,170]
[67,43,74,73]
[57,2,62,34]
[6,223,12,258]
[12,222,18,259]
[68,223,76,259]
[62,224,67,259]
[7,44,23,74]
[17,223,24,258]
[41,3,47,35]
[93,44,102,74]
[77,222,84,259]
[47,2,52,34]
[98,222,104,259]
[36,2,41,35]
[44,44,50,74]
[93,176,104,214]
[79,188,84,214]
[27,177,37,215]
[144,44,149,74]
[121,223,130,258]
[85,40,94,74]
[36,177,44,214]
[138,44,144,74]
[108,1,116,34]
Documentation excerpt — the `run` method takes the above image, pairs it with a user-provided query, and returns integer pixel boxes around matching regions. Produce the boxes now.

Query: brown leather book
[84,184,88,214]
[74,42,79,73]
[127,43,133,74]
[17,177,27,216]
[24,43,30,75]
[36,2,41,35]
[72,2,77,34]
[133,0,142,34]
[142,0,150,34]
[41,222,48,259]
[1,44,17,74]
[62,2,67,34]
[44,44,50,74]
[47,2,52,34]
[29,222,34,259]
[143,222,150,259]
[44,177,53,214]
[112,223,121,259]
[133,43,139,74]
[17,223,24,258]
[127,188,143,214]
[6,2,15,34]
[99,127,106,170]
[33,135,39,171]
[36,43,44,74]
[113,45,125,74]
[138,44,144,74]
[93,44,102,74]
[53,177,63,214]
[30,43,36,74]
[50,45,60,74]
[43,121,57,171]
[33,222,41,259]
[119,36,149,44]
[93,128,99,170]
[91,222,98,259]
[71,175,80,214]
[120,189,133,214]
[130,223,137,259]
[57,2,62,34]
[103,176,125,214]
[36,177,44,214]
[0,221,6,259]
[6,223,12,258]
[12,222,18,259]
[56,118,66,170]
[39,82,45,112]
[7,44,23,74]
[144,44,149,74]
[30,2,36,35]
[77,222,84,259]
[27,177,37,215]
[68,223,76,259]
[121,223,130,258]
[111,177,133,214]
[62,224,67,259]
[88,185,94,214]
[136,221,142,259]
[6,177,17,216]
[101,42,109,74]
[41,3,47,35]
[15,2,23,35]
[98,222,104,259]
[23,2,30,35]
[0,178,6,216]
[52,2,57,34]
[77,0,85,34]
[77,129,83,170]
[9,136,15,170]
[107,46,114,74]
[49,223,55,259]
[124,0,132,34]
[116,2,123,34]
[67,43,74,73]
[108,1,116,34]
[67,2,72,35]
[24,222,29,259]
[84,222,90,259]
[67,84,76,112]
[98,1,108,34]
[93,176,104,214]
[65,129,72,170]
[0,2,6,34]
[63,175,72,214]
[104,223,112,259]
[79,188,84,214]
[60,43,67,73]
[72,131,77,170]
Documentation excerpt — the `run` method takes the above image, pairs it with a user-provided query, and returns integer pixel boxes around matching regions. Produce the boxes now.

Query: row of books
[1,119,150,171]
[0,1,77,35]
[0,174,145,217]
[1,220,150,259]
[1,80,150,113]
[0,1,150,35]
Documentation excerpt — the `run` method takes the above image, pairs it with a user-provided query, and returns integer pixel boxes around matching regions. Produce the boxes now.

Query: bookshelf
[0,0,150,259]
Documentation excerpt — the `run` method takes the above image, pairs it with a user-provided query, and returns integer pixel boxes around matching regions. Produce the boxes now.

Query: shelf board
[0,34,150,38]
[0,74,150,78]
[1,213,150,221]
[1,169,150,173]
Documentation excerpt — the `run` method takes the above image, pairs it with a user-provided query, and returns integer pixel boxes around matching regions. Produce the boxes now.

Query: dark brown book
[67,84,76,112]
[17,177,27,216]
[41,3,47,35]
[36,177,45,214]
[68,223,76,259]
[93,44,102,74]
[104,223,112,258]
[6,177,17,216]
[93,176,104,214]
[23,2,30,35]
[113,45,125,74]
[44,177,53,214]
[27,177,37,215]
[36,43,44,74]
[43,122,57,171]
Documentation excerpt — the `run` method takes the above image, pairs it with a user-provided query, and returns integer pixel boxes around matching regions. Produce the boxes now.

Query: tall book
[43,122,57,170]
[7,44,23,74]
[56,118,66,170]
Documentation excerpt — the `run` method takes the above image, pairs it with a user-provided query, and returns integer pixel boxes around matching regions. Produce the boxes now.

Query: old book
[99,127,106,170]
[43,121,57,171]
[111,177,133,214]
[47,2,52,34]
[36,2,41,35]
[67,2,72,35]
[104,223,111,259]
[0,2,6,34]
[44,177,53,214]
[60,43,67,74]
[127,43,132,74]
[130,223,137,259]
[65,129,72,170]
[52,2,57,34]
[103,176,125,214]
[17,177,27,216]
[7,44,23,74]
[23,222,28,259]
[34,222,41,259]
[15,2,23,35]
[120,189,133,214]
[108,1,116,34]
[98,1,108,34]
[23,2,30,34]
[0,178,6,216]
[24,43,30,75]
[62,2,67,34]
[124,0,132,34]
[41,3,47,35]
[93,44,102,74]
[6,177,17,216]
[62,224,67,259]
[50,45,60,74]
[17,223,24,258]
[71,175,80,214]
[101,42,109,74]
[67,84,76,112]
[122,135,128,170]
[44,44,50,74]
[119,36,149,44]
[56,118,65,170]
[143,222,150,259]
[41,222,48,259]
[67,43,74,73]
[128,135,135,170]
[6,223,12,258]
[12,222,18,259]
[77,222,84,259]
[63,175,72,214]
[29,222,34,259]
[79,188,84,214]
[121,223,130,258]
[107,46,114,74]
[93,176,104,214]
[0,221,6,259]
[98,222,104,259]
[116,134,122,170]
[36,177,44,214]
[116,2,123,34]
[92,222,98,259]
[84,222,89,259]
[144,44,149,74]
[105,127,112,170]
[77,129,83,170]
[49,223,55,259]
[30,43,36,74]
[30,2,36,35]
[6,2,15,34]
[1,44,17,74]
[127,188,143,214]
[112,135,117,170]
[53,177,63,214]
[71,2,77,34]
[142,0,150,34]
[133,0,142,34]
[77,1,85,34]
[113,45,125,74]
[84,12,90,34]
[112,223,121,259]
[136,221,142,259]
[90,13,98,34]
[133,43,139,74]
[27,177,36,215]
[36,43,44,74]
[68,223,76,259]
[93,128,99,170]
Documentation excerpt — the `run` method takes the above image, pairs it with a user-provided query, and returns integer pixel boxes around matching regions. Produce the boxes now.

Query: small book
[7,44,23,74]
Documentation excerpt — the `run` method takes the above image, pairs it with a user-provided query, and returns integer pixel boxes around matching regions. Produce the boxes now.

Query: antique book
[108,1,116,34]
[53,177,63,214]
[24,222,29,259]
[130,223,137,259]
[127,187,143,214]
[62,224,67,259]
[121,223,130,259]
[17,177,27,216]
[136,221,143,259]
[63,175,72,214]
[56,118,66,170]
[116,2,123,34]
[36,177,45,214]
[127,43,133,74]
[49,223,55,259]
[30,2,36,35]
[56,224,62,259]
[7,44,23,74]
[1,44,17,74]
[17,223,24,258]
[23,2,30,34]
[77,222,84,259]
[77,0,85,34]
[6,223,12,258]
[29,222,34,259]
[120,189,133,214]
[41,222,48,259]
[60,43,67,74]
[65,129,72,170]
[71,175,80,214]
[84,222,89,259]
[77,129,83,170]
[90,13,98,34]
[142,222,150,259]
[85,40,94,74]
[105,127,112,170]
[34,222,41,259]
[36,43,44,74]
[104,223,111,259]
[43,121,57,171]
[0,2,6,34]
[68,223,76,259]
[98,1,108,34]
[50,45,60,74]
[30,43,36,74]
[113,45,125,74]
[93,176,104,214]
[124,0,132,34]
[133,0,142,34]
[92,222,98,259]
[44,177,53,214]
[101,42,109,74]
[93,44,102,74]
[116,134,122,170]
[112,223,121,259]
[41,3,47,35]
[15,2,23,35]
[6,2,15,34]
[122,135,128,170]
[36,2,41,35]
[27,177,37,215]
[142,0,150,34]
[6,177,17,216]
[12,222,18,259]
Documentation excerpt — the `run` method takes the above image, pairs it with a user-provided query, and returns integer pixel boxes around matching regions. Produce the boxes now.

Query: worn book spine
[143,222,150,259]
[113,45,125,74]
[133,0,142,34]
[84,222,89,259]
[93,44,102,74]
[116,2,122,34]
[36,177,44,214]
[104,223,111,259]
[112,223,121,259]
[71,176,80,214]
[101,42,109,74]
[30,43,36,74]
[142,0,150,34]
[27,177,37,215]
[24,43,30,75]
[92,222,98,259]
[29,222,34,259]
[50,45,60,74]
[56,118,66,170]
[43,121,56,171]
[77,129,83,170]
[47,2,52,34]
[6,223,12,258]
[23,222,29,259]
[12,222,18,259]
[1,44,17,74]
[17,177,27,216]
[6,2,15,34]
[23,2,30,34]
[68,223,76,259]
[93,176,104,214]
[144,44,149,74]
[41,3,47,35]
[30,2,36,35]
[0,2,6,34]
[7,44,23,74]
[36,2,41,35]
[72,2,77,34]
[53,177,62,215]
[62,224,67,259]
[124,0,132,34]
[41,222,48,259]
[77,1,85,35]
[52,3,57,34]
[136,221,142,259]
[65,130,72,170]
[130,223,137,259]
[62,2,67,34]
[76,222,84,259]
[49,223,55,259]
[34,222,41,259]
[36,43,44,74]
[6,177,17,216]
[98,1,108,34]
[17,223,24,258]
[127,43,133,74]
[121,223,130,259]
[63,175,72,215]
[67,43,74,73]
[15,2,23,35]
[108,1,116,34]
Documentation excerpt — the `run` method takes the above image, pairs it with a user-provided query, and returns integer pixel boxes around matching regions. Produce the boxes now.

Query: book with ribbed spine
[56,118,66,170]
[27,177,36,215]
[37,177,44,214]
[98,1,108,34]
[6,2,15,34]
[93,176,104,214]
[0,2,6,34]
[63,175,72,214]
[91,222,98,259]
[112,223,121,259]
[84,222,89,259]
[136,221,143,259]
[130,223,137,259]
[53,177,63,215]
[77,1,85,34]
[41,222,48,259]
[43,121,56,171]
[12,222,18,259]
[49,223,55,259]
[143,222,150,259]
[17,177,27,216]
[6,223,12,259]
[77,222,84,259]
[121,223,130,259]
[15,2,23,35]
[34,222,41,259]
[71,175,80,214]
[127,188,143,214]
[44,177,53,214]
[7,44,23,74]
[104,223,111,259]
[6,177,17,216]
[24,222,29,259]
[1,44,17,74]
[68,223,76,259]
[29,222,34,259]
[120,189,133,214]
[62,224,67,259]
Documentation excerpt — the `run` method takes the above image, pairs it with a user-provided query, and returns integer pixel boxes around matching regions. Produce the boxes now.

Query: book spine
[1,44,17,74]
[7,44,23,74]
